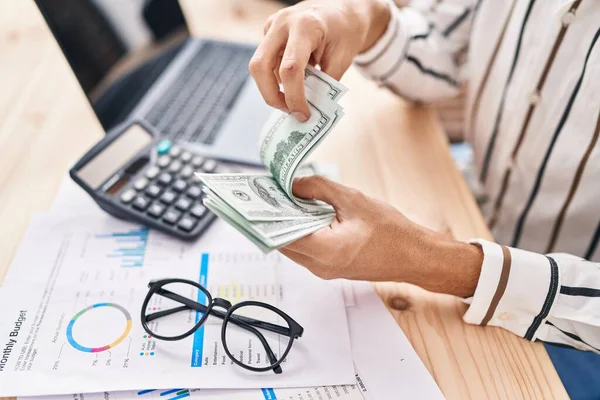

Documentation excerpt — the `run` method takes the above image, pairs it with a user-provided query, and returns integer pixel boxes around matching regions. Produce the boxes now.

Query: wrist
[360,0,392,53]
[408,229,483,297]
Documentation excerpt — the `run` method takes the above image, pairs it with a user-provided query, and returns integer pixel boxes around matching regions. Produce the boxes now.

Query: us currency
[200,174,333,221]
[259,68,347,211]
[204,195,333,253]
[305,64,347,102]
[196,67,346,252]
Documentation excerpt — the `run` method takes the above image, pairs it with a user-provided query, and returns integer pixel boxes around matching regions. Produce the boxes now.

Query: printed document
[18,282,443,399]
[0,214,354,396]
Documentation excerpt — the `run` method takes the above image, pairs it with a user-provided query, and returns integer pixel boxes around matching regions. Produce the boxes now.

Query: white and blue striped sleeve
[464,239,600,353]
[354,0,477,103]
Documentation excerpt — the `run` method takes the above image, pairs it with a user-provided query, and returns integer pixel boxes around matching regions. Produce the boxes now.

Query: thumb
[292,175,350,211]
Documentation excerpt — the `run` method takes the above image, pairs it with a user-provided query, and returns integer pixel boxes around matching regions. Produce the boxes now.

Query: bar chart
[96,227,149,268]
[137,389,190,400]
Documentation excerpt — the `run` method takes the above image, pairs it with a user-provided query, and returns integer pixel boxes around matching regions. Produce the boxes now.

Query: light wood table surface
[0,0,567,399]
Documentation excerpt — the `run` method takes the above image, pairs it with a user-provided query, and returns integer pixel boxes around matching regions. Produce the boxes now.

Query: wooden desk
[0,0,567,398]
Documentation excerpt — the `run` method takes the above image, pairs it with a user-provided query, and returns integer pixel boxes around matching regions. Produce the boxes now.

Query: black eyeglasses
[140,278,304,374]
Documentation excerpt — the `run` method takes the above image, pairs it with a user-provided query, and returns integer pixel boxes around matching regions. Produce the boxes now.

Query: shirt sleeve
[353,0,477,103]
[464,239,600,353]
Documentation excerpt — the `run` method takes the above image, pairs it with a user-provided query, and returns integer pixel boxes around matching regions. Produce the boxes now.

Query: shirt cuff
[463,239,561,340]
[353,3,428,80]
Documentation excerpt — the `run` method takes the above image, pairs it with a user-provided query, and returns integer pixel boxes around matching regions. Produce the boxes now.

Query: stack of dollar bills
[196,66,347,252]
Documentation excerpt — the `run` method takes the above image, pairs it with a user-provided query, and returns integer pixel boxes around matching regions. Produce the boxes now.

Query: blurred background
[40,0,466,143]
[36,0,190,132]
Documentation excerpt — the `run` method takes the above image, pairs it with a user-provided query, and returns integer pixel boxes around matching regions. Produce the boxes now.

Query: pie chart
[66,303,132,353]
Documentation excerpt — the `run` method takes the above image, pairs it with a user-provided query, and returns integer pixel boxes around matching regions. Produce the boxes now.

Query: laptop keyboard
[144,42,254,145]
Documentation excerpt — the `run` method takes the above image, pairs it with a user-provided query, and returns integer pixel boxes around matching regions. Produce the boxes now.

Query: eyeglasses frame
[140,278,304,374]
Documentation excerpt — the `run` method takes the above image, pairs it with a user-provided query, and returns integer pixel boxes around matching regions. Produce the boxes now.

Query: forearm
[422,235,482,297]
[403,233,600,352]
[359,0,392,53]
[388,227,600,352]
[390,225,482,298]
[285,175,600,352]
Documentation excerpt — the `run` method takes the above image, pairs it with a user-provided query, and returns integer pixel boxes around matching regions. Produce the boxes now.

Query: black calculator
[70,122,219,240]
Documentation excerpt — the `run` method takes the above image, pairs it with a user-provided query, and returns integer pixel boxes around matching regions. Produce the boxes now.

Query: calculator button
[169,146,182,158]
[120,189,137,204]
[145,165,160,179]
[132,196,150,211]
[156,139,172,155]
[178,216,198,232]
[157,173,173,186]
[175,197,192,211]
[157,155,171,168]
[146,184,162,198]
[180,151,192,163]
[133,177,149,191]
[160,190,177,204]
[202,159,217,173]
[187,185,202,199]
[189,173,201,184]
[180,165,194,179]
[190,204,207,219]
[191,156,204,168]
[169,160,183,173]
[163,209,182,225]
[147,202,166,218]
[172,179,188,192]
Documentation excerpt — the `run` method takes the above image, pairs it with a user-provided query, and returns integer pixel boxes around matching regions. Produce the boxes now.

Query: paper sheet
[18,282,444,400]
[197,282,444,399]
[14,174,443,398]
[0,214,354,396]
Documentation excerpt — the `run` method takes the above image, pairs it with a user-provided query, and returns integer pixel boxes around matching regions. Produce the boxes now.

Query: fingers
[279,247,335,280]
[249,31,288,112]
[279,25,314,122]
[279,232,339,278]
[292,175,352,211]
[263,14,275,35]
[279,247,314,266]
[254,8,329,122]
[283,227,334,255]
[279,239,340,279]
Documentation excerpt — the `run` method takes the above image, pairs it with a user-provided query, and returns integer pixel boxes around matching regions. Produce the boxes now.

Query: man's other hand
[280,175,483,298]
[249,0,391,122]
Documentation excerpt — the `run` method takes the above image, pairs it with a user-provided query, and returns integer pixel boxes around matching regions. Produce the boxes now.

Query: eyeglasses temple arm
[144,290,210,322]
[226,318,283,374]
[226,313,292,337]
[146,289,292,337]
[145,305,189,322]
[144,289,285,374]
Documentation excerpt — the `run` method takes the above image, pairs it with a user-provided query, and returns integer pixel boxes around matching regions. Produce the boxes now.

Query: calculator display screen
[77,125,153,189]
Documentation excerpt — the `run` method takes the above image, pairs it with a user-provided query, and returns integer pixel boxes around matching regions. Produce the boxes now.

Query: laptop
[35,0,272,165]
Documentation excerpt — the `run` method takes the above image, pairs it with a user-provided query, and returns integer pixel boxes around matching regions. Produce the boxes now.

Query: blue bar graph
[261,388,278,399]
[191,253,209,367]
[159,389,180,396]
[136,389,189,399]
[96,228,149,268]
[169,393,190,400]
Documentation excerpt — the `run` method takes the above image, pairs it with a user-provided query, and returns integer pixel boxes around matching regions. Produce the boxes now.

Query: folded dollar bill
[196,66,347,252]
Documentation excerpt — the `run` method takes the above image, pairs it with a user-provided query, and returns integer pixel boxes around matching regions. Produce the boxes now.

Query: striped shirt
[354,0,600,352]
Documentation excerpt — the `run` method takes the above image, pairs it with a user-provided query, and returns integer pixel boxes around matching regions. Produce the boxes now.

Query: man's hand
[249,0,391,122]
[281,176,484,298]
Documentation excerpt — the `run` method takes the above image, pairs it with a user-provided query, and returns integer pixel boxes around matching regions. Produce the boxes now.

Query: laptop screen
[35,0,190,132]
